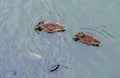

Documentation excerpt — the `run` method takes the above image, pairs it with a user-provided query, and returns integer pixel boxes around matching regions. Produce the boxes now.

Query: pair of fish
[35,21,102,46]
[35,22,102,72]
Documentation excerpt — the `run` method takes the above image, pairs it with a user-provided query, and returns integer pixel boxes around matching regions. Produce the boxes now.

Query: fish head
[76,32,84,38]
[37,21,44,26]
[60,25,67,30]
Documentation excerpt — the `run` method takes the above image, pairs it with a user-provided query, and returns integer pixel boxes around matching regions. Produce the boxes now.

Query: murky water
[0,0,120,78]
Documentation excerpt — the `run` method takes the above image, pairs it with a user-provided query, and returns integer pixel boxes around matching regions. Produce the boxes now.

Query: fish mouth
[61,25,67,29]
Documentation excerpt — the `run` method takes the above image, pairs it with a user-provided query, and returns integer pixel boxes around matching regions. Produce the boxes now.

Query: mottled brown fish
[35,21,67,33]
[74,32,102,46]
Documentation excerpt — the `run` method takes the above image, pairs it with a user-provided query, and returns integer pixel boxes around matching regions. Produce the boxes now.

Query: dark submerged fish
[49,64,60,72]
[35,21,67,33]
[74,32,102,46]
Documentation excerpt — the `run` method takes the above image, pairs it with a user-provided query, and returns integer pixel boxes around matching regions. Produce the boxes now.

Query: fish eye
[38,21,44,25]
[78,32,84,36]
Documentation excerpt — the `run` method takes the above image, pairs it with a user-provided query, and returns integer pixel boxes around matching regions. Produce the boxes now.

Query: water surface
[0,0,120,78]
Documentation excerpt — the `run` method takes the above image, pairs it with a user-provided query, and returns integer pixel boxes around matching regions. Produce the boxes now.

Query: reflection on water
[0,0,120,78]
